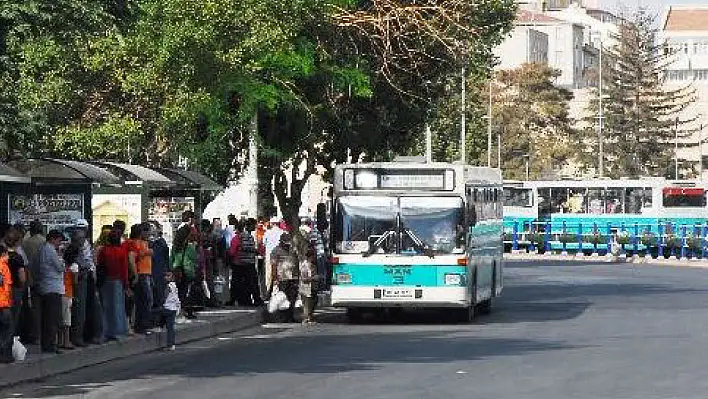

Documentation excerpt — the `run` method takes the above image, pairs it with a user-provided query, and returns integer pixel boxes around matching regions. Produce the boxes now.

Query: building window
[555,50,563,65]
[665,69,708,82]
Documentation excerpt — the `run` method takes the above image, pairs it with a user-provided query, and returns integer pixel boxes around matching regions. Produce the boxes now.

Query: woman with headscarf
[171,222,199,319]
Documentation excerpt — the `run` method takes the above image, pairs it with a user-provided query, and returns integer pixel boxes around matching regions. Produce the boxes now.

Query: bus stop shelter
[0,163,32,225]
[90,162,175,239]
[6,158,120,235]
[150,168,222,245]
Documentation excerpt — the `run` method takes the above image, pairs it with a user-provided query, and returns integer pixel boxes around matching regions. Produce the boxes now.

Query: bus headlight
[444,273,463,286]
[344,169,355,189]
[336,273,352,284]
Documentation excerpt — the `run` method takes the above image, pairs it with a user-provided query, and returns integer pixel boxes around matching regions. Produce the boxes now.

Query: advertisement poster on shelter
[8,194,84,234]
[149,197,195,246]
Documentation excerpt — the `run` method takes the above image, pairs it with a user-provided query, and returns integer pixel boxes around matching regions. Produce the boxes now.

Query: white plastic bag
[294,297,303,308]
[12,337,26,361]
[201,279,211,299]
[268,286,289,313]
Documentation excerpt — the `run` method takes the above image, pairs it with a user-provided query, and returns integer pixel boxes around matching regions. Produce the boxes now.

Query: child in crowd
[162,271,180,351]
[60,259,78,350]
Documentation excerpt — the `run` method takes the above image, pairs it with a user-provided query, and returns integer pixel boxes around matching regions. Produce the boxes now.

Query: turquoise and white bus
[329,159,503,322]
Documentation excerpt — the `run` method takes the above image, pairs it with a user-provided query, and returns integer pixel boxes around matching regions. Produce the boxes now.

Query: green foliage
[0,0,518,223]
[557,232,576,244]
[54,114,142,160]
[493,63,574,179]
[641,232,658,247]
[616,231,631,246]
[585,232,606,246]
[664,234,681,249]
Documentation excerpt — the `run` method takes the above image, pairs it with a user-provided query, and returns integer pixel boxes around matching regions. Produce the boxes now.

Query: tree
[581,9,696,178]
[0,0,110,157]
[492,63,575,179]
[1,0,518,231]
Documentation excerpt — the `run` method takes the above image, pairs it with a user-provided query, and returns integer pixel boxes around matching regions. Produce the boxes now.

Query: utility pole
[497,130,502,169]
[247,112,259,217]
[597,33,604,177]
[487,80,493,167]
[425,124,432,163]
[700,122,705,179]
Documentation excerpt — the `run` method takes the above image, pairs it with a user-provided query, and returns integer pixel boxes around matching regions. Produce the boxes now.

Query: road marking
[244,334,278,339]
[198,309,258,315]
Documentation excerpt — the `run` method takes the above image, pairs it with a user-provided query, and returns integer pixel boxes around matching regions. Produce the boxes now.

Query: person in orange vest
[0,245,15,363]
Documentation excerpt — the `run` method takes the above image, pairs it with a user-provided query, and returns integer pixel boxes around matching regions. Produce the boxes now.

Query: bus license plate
[382,289,412,298]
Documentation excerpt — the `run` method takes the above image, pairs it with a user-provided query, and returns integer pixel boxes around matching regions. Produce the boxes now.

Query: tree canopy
[1,0,518,225]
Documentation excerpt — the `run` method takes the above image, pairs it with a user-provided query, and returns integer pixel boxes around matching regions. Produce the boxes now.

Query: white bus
[329,159,503,322]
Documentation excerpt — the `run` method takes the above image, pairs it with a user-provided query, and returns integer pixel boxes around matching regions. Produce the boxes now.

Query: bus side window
[467,203,477,228]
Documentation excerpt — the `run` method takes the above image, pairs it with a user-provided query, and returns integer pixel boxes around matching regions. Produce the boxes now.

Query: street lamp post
[487,80,493,167]
[461,60,467,165]
[597,32,604,177]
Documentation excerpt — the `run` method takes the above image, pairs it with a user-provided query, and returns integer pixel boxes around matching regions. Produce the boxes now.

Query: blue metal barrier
[504,219,708,259]
[561,221,567,253]
[544,222,551,253]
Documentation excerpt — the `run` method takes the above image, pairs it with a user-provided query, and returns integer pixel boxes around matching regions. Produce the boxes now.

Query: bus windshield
[400,197,464,254]
[335,196,464,255]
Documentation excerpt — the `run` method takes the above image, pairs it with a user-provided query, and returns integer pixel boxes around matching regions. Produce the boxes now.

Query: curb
[504,253,708,268]
[0,310,262,389]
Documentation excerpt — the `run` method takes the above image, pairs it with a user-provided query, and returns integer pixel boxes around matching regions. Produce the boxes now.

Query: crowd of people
[0,210,326,363]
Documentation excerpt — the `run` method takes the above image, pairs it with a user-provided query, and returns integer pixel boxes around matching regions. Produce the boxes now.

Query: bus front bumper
[330,286,471,308]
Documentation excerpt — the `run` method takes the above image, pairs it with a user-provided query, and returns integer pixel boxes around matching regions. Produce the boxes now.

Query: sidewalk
[0,307,262,389]
[505,252,708,268]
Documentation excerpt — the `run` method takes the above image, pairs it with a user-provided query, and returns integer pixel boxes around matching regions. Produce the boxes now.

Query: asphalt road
[5,260,708,399]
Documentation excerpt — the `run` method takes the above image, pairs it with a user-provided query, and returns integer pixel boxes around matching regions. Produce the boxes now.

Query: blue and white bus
[502,178,708,249]
[329,159,503,322]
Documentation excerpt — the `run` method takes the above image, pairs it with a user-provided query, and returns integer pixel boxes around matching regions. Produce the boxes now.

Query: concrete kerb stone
[0,309,262,389]
[504,252,708,268]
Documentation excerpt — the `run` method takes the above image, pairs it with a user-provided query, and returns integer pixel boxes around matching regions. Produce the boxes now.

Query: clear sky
[601,0,708,14]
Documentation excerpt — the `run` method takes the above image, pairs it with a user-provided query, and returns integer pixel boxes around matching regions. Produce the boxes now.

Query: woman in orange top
[0,245,14,363]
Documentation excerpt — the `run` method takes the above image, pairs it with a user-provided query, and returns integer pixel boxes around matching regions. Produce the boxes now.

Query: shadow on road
[17,330,584,397]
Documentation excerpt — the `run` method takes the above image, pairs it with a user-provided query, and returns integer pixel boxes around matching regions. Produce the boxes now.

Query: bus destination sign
[380,173,445,189]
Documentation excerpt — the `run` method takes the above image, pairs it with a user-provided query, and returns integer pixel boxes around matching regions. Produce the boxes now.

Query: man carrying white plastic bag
[267,233,301,322]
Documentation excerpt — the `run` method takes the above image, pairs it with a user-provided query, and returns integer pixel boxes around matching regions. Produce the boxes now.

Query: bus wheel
[346,308,364,324]
[457,305,475,323]
[476,298,492,315]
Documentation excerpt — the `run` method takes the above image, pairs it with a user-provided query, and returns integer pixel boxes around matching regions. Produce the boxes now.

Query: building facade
[495,26,549,69]
[497,10,586,89]
[660,6,708,179]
